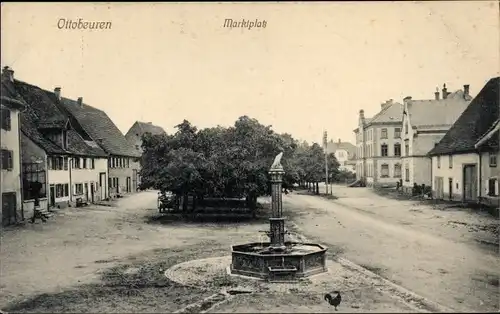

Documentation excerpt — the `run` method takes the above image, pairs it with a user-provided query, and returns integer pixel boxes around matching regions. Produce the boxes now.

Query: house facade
[401,84,472,194]
[354,99,404,187]
[60,96,141,197]
[3,67,109,218]
[429,77,499,206]
[1,94,26,226]
[326,138,356,173]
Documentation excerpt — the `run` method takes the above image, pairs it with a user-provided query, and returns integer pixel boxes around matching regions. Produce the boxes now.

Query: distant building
[401,84,472,194]
[125,121,166,154]
[1,92,26,226]
[325,138,356,173]
[354,99,404,187]
[429,77,499,206]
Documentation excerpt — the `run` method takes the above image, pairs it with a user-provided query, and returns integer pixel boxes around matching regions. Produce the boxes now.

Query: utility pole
[323,131,329,195]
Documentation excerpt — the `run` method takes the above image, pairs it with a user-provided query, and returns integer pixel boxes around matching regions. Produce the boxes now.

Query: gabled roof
[367,101,404,125]
[61,97,140,157]
[326,140,356,159]
[429,77,499,155]
[4,79,108,157]
[475,119,499,150]
[404,91,471,130]
[127,121,167,137]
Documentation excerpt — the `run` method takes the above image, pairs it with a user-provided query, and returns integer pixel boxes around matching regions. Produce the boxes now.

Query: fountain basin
[230,241,327,281]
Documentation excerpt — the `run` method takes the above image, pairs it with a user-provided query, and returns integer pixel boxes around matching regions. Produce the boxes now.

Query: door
[435,177,444,200]
[84,183,89,201]
[2,192,17,226]
[126,177,131,193]
[463,165,478,202]
[50,185,56,207]
[448,178,453,200]
[90,183,95,203]
[132,169,137,192]
[99,172,106,199]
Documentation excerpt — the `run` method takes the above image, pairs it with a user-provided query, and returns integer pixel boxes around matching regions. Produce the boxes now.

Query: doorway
[99,172,106,199]
[434,177,444,200]
[448,178,453,200]
[463,164,478,202]
[84,183,89,201]
[126,177,131,193]
[2,192,17,226]
[90,183,95,203]
[50,185,56,207]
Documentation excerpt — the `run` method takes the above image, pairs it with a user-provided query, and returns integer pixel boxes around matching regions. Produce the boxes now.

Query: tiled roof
[475,120,499,150]
[2,79,67,154]
[326,140,356,159]
[61,97,140,157]
[135,121,167,136]
[429,77,499,155]
[405,91,471,130]
[4,79,108,157]
[368,102,404,125]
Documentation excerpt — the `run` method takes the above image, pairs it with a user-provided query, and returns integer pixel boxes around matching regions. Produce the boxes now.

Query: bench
[267,266,297,282]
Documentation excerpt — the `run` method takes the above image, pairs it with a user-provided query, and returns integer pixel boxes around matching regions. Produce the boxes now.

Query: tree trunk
[315,182,319,195]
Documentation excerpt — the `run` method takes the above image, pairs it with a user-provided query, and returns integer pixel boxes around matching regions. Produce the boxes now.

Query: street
[284,184,499,313]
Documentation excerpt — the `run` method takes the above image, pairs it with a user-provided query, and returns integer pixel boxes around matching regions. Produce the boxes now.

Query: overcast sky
[1,2,498,144]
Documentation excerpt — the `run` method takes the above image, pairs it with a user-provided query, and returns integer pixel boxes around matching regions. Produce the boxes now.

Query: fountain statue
[229,152,328,282]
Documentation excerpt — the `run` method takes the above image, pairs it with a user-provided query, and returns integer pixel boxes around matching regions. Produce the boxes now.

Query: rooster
[324,291,342,311]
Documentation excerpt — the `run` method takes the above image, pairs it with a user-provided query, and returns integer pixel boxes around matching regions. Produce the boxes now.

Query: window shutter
[8,150,13,170]
[495,179,499,196]
[64,158,68,170]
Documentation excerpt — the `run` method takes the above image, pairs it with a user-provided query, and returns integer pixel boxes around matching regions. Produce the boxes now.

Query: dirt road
[284,186,499,312]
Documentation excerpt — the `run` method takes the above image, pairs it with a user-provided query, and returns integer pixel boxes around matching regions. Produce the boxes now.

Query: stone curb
[287,222,455,313]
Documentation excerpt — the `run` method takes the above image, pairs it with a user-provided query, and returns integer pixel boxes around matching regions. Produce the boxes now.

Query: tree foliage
[139,116,340,208]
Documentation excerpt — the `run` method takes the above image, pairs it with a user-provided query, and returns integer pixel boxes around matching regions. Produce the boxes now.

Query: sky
[1,1,499,144]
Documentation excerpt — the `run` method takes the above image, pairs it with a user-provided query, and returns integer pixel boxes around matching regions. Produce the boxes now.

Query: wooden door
[463,165,478,201]
[90,183,95,203]
[50,185,56,207]
[448,178,453,200]
[99,172,106,199]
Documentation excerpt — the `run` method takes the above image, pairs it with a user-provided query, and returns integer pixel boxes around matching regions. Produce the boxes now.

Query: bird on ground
[324,290,342,311]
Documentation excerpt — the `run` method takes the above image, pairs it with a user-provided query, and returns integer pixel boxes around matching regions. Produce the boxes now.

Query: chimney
[359,109,365,122]
[435,87,440,100]
[54,87,61,100]
[442,83,448,99]
[77,97,83,107]
[2,66,14,82]
[463,84,470,99]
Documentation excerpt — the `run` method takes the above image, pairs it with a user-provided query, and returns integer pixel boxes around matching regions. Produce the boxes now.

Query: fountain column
[269,161,286,252]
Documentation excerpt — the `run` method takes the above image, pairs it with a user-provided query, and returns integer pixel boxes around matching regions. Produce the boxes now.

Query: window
[73,157,80,169]
[394,143,401,157]
[64,157,68,170]
[404,123,408,134]
[55,184,64,198]
[381,144,388,157]
[90,158,94,169]
[405,143,409,156]
[381,128,388,139]
[437,156,441,168]
[22,162,47,200]
[1,108,11,131]
[490,153,497,167]
[108,177,112,188]
[83,158,87,169]
[381,164,389,177]
[74,183,83,195]
[49,156,64,170]
[448,155,453,169]
[394,164,402,178]
[394,128,401,138]
[405,165,410,182]
[64,184,69,197]
[488,178,498,196]
[1,149,13,170]
[126,158,130,168]
[62,131,68,150]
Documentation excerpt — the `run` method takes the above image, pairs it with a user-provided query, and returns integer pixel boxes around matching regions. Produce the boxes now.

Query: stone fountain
[230,153,328,282]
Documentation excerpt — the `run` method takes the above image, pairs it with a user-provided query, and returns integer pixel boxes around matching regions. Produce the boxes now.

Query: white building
[326,138,356,173]
[401,84,472,194]
[1,93,26,226]
[429,77,499,206]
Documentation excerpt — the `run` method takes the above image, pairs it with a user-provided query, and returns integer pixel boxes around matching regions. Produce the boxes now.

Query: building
[1,92,26,226]
[428,77,499,206]
[400,84,472,194]
[60,96,141,197]
[125,121,166,154]
[326,138,356,173]
[2,67,109,217]
[354,99,404,187]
